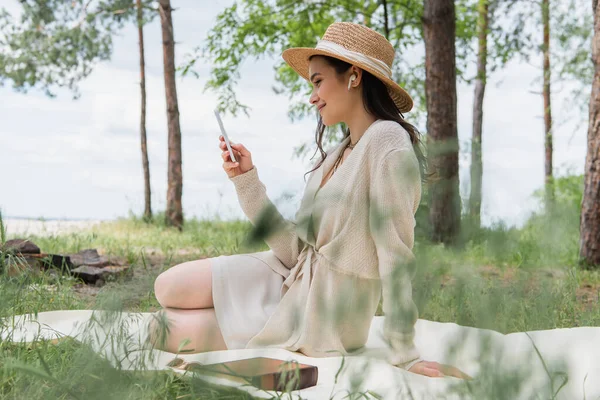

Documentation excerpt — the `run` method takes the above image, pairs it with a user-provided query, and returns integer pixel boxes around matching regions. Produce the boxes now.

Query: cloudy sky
[0,0,588,228]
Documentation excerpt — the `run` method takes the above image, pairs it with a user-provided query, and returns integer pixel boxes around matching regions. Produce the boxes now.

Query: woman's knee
[153,269,174,308]
[153,258,213,309]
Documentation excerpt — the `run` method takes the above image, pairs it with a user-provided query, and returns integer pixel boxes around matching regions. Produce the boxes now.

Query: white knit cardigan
[228,119,423,369]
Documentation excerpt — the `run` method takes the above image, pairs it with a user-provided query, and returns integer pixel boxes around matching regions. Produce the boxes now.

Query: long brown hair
[303,55,429,184]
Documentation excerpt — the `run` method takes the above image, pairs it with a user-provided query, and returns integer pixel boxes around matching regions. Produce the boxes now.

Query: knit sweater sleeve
[229,165,303,269]
[369,149,423,370]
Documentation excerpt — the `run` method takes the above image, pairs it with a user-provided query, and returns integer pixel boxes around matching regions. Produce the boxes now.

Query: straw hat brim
[282,47,413,113]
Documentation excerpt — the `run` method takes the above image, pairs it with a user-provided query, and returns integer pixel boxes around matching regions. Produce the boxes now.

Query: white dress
[210,250,286,350]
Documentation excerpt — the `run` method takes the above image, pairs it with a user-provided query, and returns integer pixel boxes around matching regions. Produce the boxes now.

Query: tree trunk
[580,0,600,267]
[137,0,152,222]
[469,0,489,228]
[542,0,554,207]
[382,0,390,39]
[159,0,183,230]
[423,0,461,245]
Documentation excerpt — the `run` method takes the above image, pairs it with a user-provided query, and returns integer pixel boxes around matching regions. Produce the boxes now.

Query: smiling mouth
[319,105,326,112]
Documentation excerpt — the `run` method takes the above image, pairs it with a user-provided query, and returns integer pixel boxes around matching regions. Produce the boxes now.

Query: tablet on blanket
[167,356,319,391]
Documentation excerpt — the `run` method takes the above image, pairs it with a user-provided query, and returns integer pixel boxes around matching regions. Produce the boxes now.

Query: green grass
[0,174,597,399]
[25,212,260,263]
[0,337,255,399]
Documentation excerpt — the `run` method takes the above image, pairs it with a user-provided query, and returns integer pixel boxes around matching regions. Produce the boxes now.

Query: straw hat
[282,22,413,113]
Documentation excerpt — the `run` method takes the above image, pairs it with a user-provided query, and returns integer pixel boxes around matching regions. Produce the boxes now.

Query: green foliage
[532,173,584,213]
[447,173,584,269]
[503,0,593,132]
[192,0,457,118]
[0,0,156,98]
[25,214,257,263]
[552,0,594,130]
[185,0,477,158]
[0,339,257,399]
[518,174,583,267]
[188,0,587,167]
[470,0,533,75]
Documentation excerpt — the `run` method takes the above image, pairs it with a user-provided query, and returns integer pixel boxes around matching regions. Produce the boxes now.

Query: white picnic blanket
[1,310,599,399]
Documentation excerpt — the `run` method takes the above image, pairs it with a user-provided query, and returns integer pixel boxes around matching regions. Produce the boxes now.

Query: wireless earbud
[347,74,356,90]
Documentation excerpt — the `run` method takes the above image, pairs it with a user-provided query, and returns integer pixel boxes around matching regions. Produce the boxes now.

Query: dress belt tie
[280,243,319,299]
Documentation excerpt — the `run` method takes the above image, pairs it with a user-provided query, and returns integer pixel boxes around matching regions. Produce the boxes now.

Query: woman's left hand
[408,360,472,379]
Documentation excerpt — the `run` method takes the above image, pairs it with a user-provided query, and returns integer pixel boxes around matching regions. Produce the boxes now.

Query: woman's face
[308,56,354,126]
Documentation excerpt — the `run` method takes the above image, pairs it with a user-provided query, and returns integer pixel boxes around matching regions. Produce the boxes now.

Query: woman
[150,22,468,380]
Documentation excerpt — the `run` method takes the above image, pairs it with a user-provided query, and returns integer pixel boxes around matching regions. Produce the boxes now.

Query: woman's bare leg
[148,307,228,353]
[154,258,214,309]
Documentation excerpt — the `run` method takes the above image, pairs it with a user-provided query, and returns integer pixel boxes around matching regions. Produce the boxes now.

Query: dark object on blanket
[68,249,112,268]
[167,356,318,391]
[71,265,130,284]
[21,253,74,272]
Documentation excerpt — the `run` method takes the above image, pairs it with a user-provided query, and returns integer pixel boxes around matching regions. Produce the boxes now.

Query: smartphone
[214,109,237,163]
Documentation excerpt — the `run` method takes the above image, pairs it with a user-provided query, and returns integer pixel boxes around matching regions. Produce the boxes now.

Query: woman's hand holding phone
[219,136,254,178]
